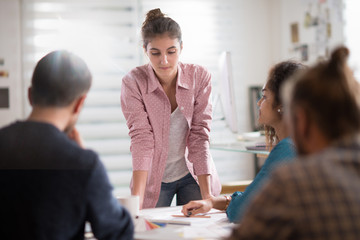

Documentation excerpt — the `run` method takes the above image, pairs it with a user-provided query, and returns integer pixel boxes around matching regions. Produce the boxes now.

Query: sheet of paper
[183,226,231,239]
[134,225,185,240]
[139,206,226,226]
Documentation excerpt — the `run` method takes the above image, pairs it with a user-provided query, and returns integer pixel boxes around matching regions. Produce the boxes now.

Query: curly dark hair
[264,61,306,149]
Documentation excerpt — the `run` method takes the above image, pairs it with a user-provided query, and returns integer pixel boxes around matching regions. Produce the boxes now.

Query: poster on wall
[0,71,9,77]
[300,44,309,61]
[0,88,9,108]
[291,23,299,43]
[0,58,9,77]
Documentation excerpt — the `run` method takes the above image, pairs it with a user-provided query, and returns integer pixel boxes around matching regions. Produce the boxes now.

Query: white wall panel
[0,0,23,127]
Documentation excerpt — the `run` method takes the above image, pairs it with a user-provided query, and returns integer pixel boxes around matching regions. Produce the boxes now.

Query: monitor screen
[219,51,238,133]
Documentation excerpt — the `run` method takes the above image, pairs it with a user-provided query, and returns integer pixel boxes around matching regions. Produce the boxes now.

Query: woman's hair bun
[329,46,349,69]
[143,8,165,26]
[141,8,181,49]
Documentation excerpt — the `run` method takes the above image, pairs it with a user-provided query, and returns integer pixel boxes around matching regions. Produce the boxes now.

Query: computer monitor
[249,86,263,131]
[219,51,238,133]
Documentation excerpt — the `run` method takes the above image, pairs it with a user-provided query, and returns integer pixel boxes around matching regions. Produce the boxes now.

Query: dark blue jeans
[156,173,202,207]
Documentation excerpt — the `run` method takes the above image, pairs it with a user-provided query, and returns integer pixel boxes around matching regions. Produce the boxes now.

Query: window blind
[21,0,140,196]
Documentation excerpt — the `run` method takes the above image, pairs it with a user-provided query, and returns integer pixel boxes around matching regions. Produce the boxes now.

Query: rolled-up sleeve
[120,75,154,171]
[187,68,212,175]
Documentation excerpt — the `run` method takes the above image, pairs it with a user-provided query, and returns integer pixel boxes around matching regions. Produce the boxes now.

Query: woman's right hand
[132,170,148,209]
[181,198,213,217]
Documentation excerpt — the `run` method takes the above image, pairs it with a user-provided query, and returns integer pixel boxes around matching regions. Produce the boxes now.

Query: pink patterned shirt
[121,62,221,208]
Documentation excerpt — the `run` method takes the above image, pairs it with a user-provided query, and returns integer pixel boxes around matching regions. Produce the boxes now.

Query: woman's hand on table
[181,198,213,217]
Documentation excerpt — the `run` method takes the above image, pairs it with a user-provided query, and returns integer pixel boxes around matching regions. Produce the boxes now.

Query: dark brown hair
[289,46,360,141]
[264,61,306,148]
[141,8,182,50]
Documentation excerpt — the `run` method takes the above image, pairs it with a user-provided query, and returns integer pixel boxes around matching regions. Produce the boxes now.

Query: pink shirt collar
[146,63,190,94]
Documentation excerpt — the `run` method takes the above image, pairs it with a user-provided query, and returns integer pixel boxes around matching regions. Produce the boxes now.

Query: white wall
[0,0,23,127]
[270,0,344,65]
[214,0,346,181]
[210,0,275,181]
[230,0,274,133]
[344,0,360,81]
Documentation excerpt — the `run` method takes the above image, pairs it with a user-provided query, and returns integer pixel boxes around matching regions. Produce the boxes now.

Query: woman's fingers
[181,200,210,216]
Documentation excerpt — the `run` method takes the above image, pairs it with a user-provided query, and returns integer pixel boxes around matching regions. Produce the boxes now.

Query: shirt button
[181,106,184,110]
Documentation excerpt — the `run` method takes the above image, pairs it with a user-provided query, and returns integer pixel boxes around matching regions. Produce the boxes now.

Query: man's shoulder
[51,138,100,170]
[0,121,20,133]
[0,121,100,169]
[271,146,359,185]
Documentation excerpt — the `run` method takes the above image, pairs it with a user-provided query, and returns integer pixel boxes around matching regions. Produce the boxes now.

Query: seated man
[227,46,360,240]
[0,50,133,239]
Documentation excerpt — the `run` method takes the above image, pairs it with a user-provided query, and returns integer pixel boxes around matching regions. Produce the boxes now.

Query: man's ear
[295,107,311,142]
[73,95,87,115]
[28,87,33,106]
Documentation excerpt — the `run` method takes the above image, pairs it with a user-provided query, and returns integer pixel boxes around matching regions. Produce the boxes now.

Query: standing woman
[121,8,221,209]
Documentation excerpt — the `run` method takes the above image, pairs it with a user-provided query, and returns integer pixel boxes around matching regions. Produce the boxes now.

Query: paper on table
[183,220,235,239]
[135,207,231,239]
[140,207,224,226]
[183,225,232,239]
[135,225,185,240]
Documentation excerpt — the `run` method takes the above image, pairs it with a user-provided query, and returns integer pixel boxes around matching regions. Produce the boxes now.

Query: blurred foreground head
[282,46,360,155]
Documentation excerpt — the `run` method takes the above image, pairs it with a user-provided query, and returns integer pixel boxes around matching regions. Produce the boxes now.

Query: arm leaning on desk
[226,137,296,223]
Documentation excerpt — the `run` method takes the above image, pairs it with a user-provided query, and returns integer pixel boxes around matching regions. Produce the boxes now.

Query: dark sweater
[0,121,133,240]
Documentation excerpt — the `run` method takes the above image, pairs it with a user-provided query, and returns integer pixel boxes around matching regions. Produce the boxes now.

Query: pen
[172,214,211,218]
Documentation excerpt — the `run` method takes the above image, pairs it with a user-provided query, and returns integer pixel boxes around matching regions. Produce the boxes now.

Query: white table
[134,206,235,240]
